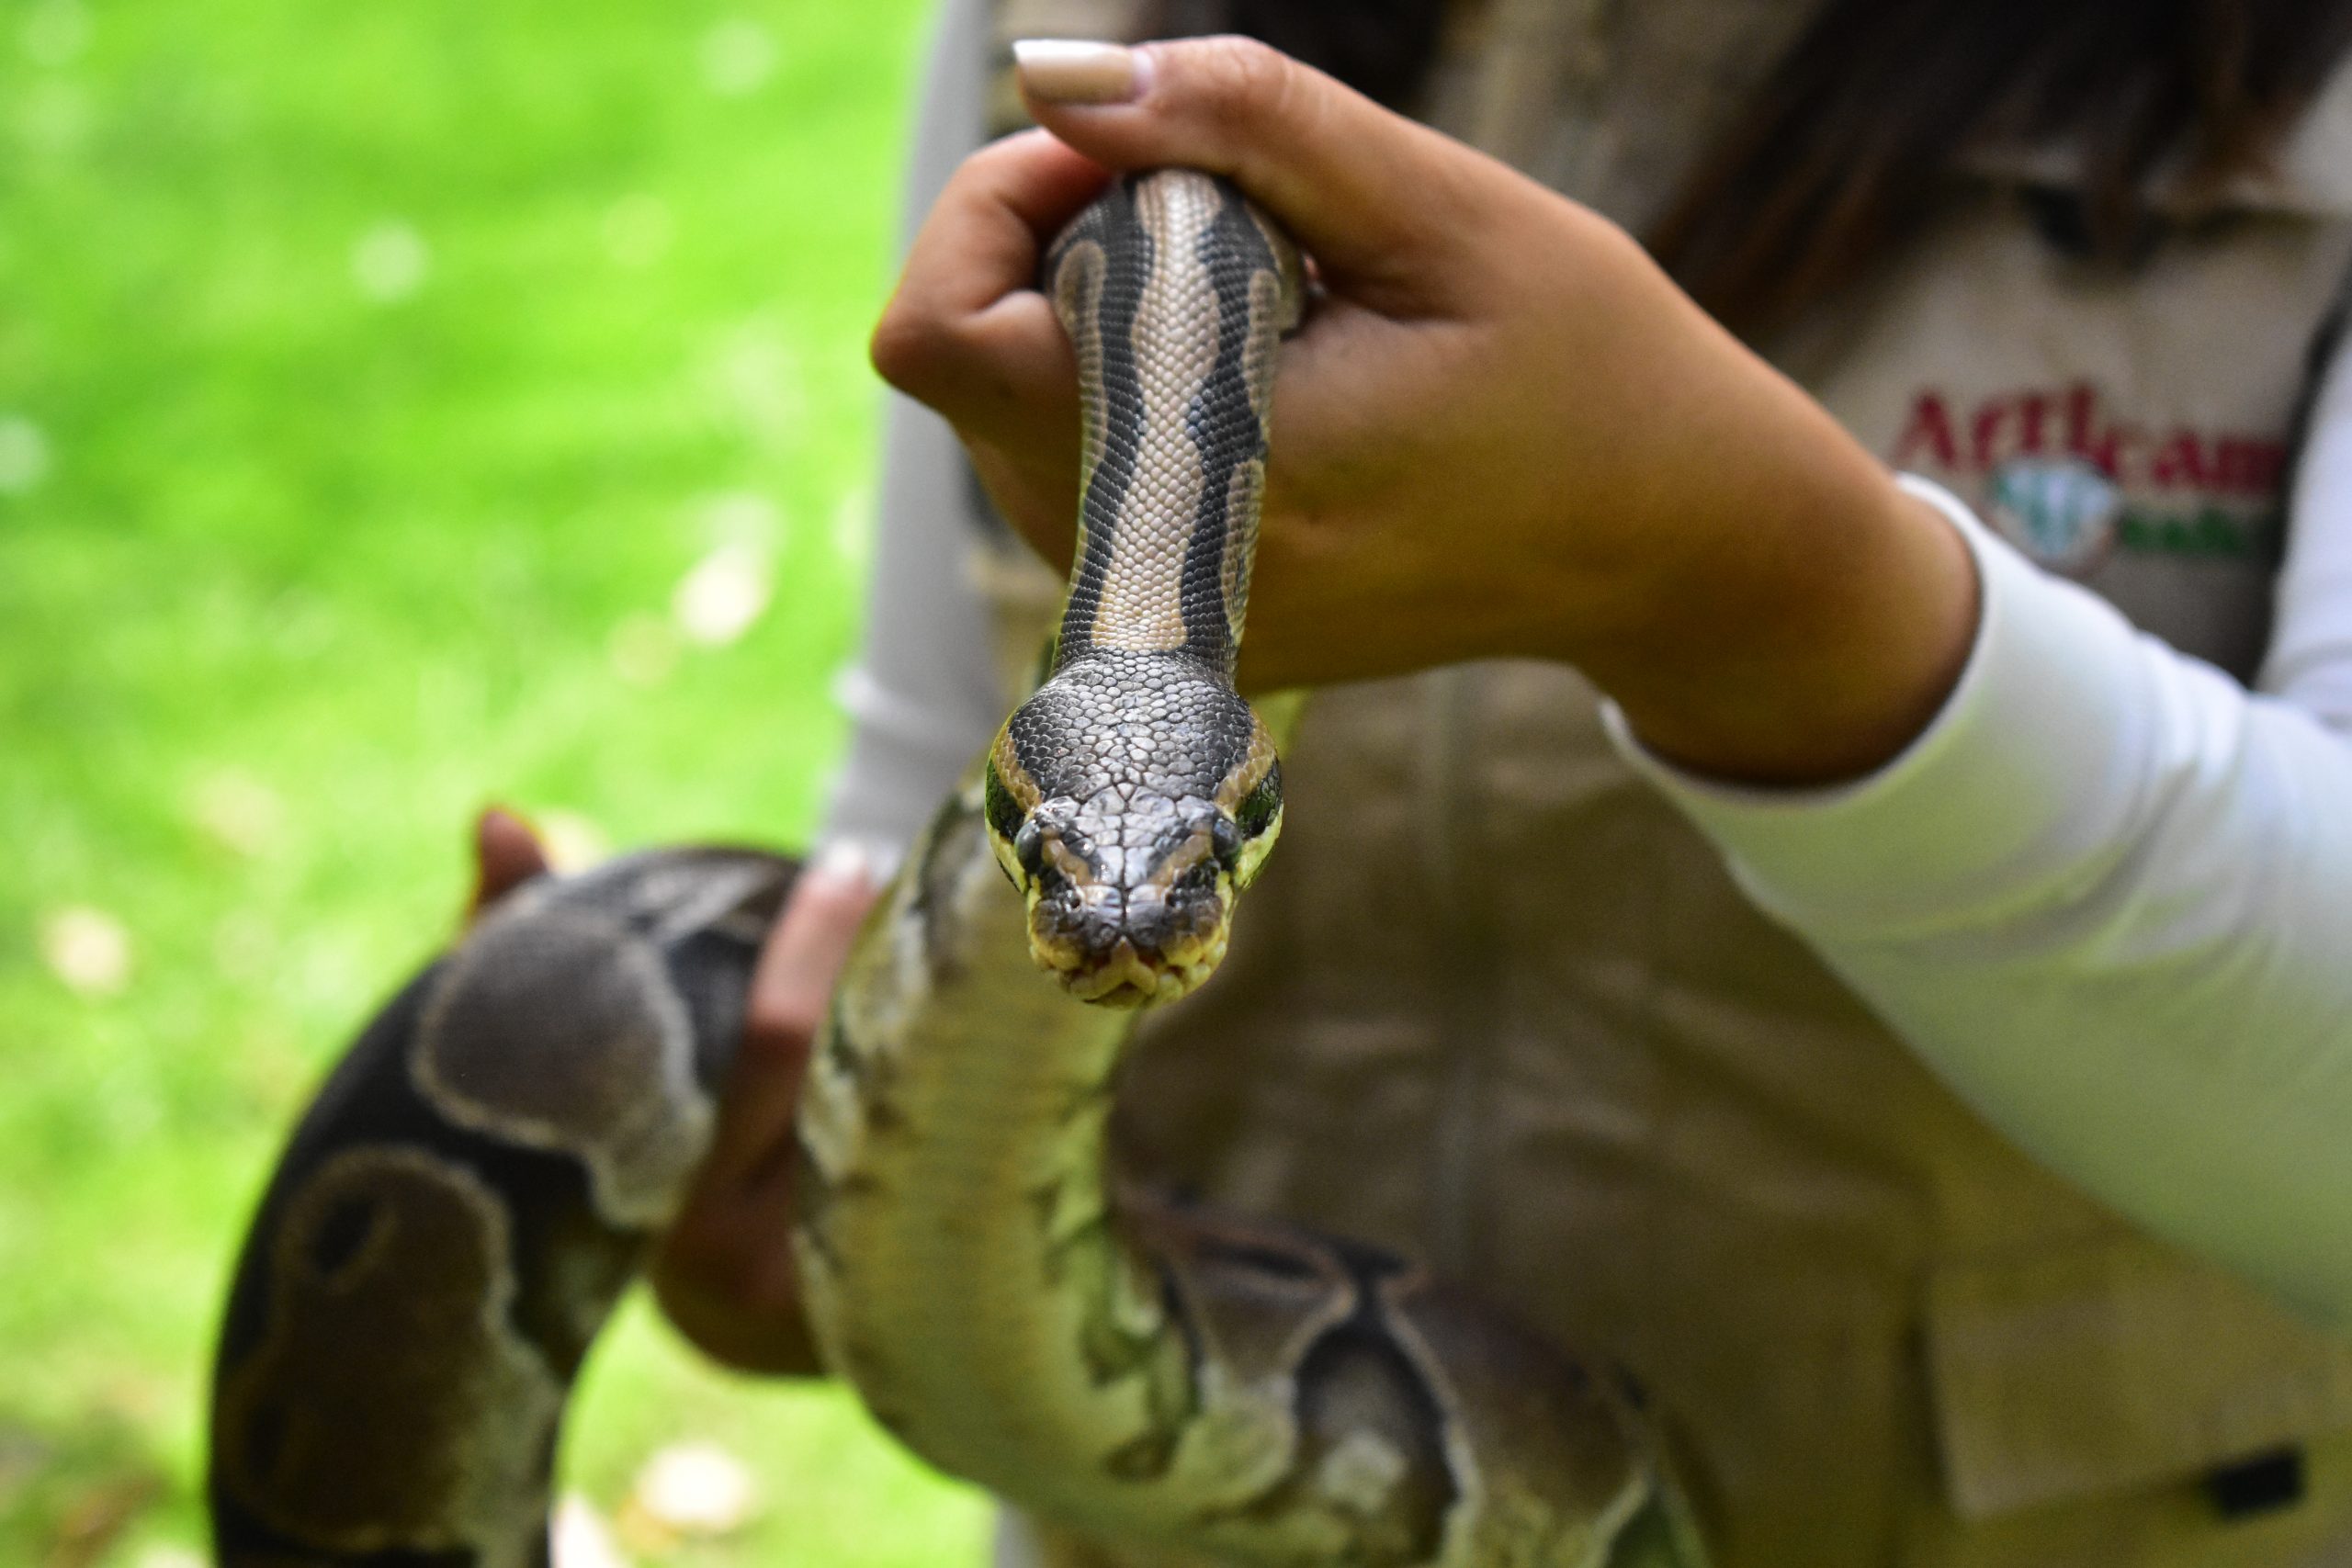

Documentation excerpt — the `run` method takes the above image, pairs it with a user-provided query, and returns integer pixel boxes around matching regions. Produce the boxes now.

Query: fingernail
[1012,39,1150,106]
[811,839,871,887]
[810,837,903,891]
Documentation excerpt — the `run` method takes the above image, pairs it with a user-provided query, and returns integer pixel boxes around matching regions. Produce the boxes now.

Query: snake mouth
[997,782,1252,1007]
[1023,869,1232,1008]
[1038,928,1230,1008]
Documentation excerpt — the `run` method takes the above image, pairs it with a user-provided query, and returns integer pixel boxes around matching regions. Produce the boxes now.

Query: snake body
[210,171,1679,1567]
[209,847,795,1564]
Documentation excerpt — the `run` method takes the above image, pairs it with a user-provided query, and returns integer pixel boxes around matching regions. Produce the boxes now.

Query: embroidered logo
[1892,382,2285,570]
[1984,457,2120,576]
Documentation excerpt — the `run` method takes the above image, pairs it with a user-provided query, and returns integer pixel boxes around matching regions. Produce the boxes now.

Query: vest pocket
[1924,1232,2352,1519]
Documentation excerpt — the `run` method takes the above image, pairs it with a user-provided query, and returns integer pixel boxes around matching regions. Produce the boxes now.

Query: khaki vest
[975,2,2352,1562]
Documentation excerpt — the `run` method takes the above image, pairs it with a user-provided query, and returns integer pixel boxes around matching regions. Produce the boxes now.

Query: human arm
[873,35,2352,1322]
[1606,377,2352,1323]
[871,37,1981,786]
[650,0,1003,1371]
[824,0,1008,851]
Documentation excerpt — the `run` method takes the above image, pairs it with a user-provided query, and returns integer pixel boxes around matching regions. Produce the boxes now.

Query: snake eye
[1013,818,1046,875]
[983,759,1025,842]
[1233,761,1283,838]
[1209,815,1243,869]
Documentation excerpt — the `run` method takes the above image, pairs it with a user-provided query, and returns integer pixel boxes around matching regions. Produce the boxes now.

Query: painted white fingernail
[1012,39,1150,106]
[811,839,871,886]
[810,837,902,889]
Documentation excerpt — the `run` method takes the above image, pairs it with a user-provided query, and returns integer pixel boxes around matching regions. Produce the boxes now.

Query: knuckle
[1185,35,1295,128]
[868,300,944,397]
[872,303,1001,419]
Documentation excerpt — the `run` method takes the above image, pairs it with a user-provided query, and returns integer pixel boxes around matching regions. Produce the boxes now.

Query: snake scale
[210,170,1685,1567]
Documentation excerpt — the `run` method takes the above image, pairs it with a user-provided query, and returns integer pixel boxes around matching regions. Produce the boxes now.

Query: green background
[0,0,995,1559]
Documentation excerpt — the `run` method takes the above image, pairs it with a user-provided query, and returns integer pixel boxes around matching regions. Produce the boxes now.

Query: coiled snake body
[212,171,1680,1567]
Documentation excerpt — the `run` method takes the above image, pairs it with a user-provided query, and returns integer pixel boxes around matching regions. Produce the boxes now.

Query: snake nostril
[1078,919,1126,962]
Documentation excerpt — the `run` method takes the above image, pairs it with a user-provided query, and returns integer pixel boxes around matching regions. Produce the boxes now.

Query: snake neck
[1047,168,1300,676]
[795,789,1660,1565]
[796,786,1182,1514]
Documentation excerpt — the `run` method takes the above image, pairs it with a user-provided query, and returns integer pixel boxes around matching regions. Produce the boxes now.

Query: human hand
[870,37,1976,784]
[465,813,877,1376]
[650,842,878,1376]
[464,806,551,923]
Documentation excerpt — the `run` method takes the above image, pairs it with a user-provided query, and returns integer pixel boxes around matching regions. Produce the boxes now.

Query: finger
[746,841,884,1051]
[870,129,1109,434]
[466,805,550,922]
[1011,36,1500,294]
[696,841,884,1186]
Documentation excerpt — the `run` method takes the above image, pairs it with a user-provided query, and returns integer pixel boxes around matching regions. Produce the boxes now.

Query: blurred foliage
[0,0,994,1560]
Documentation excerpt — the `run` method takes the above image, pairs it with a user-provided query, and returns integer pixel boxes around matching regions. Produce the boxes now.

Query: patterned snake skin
[209,171,1689,1567]
[209,848,796,1564]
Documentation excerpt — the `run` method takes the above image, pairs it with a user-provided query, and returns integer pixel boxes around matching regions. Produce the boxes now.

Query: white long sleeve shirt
[1608,362,2352,1325]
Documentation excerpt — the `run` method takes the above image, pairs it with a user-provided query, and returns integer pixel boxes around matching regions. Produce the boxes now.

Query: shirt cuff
[1601,475,2159,942]
[817,664,991,869]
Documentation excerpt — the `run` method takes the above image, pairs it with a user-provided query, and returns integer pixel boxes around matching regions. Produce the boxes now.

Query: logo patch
[1984,457,2121,576]
[1891,382,2287,569]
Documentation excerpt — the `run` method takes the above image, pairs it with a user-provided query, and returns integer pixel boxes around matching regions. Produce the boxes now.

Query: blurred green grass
[0,0,995,1560]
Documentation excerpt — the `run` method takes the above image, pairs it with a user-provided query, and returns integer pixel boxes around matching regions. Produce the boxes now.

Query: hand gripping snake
[210,171,1690,1568]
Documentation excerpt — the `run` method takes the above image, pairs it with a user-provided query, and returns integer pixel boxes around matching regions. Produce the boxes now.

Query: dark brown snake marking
[210,172,1693,1567]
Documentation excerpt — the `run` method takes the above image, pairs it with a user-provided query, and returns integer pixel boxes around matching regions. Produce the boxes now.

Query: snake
[209,170,1688,1568]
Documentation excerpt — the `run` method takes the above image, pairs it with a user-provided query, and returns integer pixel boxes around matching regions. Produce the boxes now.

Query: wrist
[1571,429,1980,787]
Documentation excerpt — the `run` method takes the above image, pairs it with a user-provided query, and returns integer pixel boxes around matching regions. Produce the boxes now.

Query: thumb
[741,840,884,1066]
[1012,35,1494,296]
[695,840,884,1190]
[465,805,551,922]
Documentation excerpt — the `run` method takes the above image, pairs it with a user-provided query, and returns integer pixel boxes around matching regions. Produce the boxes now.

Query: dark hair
[1209,0,2352,335]
[1157,0,1447,107]
[1648,0,2352,334]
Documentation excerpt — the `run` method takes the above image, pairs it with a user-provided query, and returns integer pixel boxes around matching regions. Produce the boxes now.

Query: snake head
[983,655,1283,1008]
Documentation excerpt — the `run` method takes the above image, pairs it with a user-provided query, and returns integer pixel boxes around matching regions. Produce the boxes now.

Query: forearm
[654,0,1001,1377]
[1560,321,1981,787]
[821,393,1004,855]
[820,0,1002,856]
[1617,479,2352,1323]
